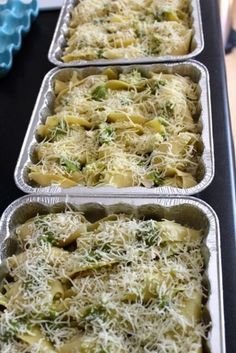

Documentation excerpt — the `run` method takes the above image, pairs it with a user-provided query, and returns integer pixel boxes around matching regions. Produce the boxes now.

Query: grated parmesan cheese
[0,212,208,352]
[30,69,202,189]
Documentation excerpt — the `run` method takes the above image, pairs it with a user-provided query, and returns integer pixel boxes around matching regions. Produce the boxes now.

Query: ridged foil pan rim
[0,195,225,353]
[48,0,204,66]
[14,60,214,195]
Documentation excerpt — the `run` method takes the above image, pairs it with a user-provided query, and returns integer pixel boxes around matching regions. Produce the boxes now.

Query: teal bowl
[0,0,38,77]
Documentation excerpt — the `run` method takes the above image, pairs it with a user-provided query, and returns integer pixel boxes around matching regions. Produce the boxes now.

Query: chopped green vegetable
[24,279,34,291]
[34,216,46,226]
[158,295,169,309]
[54,127,67,136]
[35,218,55,239]
[166,101,175,114]
[91,85,108,101]
[100,243,111,252]
[49,309,59,319]
[82,305,108,323]
[97,49,104,59]
[147,171,164,186]
[53,126,68,139]
[60,158,80,173]
[0,319,28,343]
[85,243,112,262]
[149,36,162,55]
[151,80,166,93]
[98,126,115,144]
[156,80,166,88]
[136,220,160,247]
[39,231,56,245]
[86,249,103,262]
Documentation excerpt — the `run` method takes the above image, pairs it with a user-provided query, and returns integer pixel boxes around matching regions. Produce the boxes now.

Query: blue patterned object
[0,0,38,77]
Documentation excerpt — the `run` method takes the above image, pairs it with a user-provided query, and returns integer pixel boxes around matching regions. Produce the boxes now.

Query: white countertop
[38,0,63,10]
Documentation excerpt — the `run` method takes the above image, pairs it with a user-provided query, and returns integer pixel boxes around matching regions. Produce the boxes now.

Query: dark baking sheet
[0,1,235,352]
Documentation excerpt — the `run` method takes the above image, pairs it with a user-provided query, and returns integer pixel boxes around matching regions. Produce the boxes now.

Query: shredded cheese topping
[0,211,208,353]
[62,0,192,62]
[29,69,202,189]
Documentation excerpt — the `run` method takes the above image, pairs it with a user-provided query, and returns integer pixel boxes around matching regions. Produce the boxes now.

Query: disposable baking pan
[14,60,214,195]
[48,0,204,66]
[0,195,225,353]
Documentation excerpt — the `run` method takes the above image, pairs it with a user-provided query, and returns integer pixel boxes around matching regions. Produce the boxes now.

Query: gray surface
[48,0,204,66]
[0,195,225,353]
[39,0,62,10]
[14,61,214,195]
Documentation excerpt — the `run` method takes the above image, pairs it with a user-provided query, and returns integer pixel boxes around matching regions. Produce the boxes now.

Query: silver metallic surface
[0,195,225,353]
[14,61,214,195]
[48,0,204,66]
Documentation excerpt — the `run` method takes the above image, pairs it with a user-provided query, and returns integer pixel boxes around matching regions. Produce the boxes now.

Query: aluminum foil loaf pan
[0,195,225,353]
[14,61,214,195]
[48,0,204,66]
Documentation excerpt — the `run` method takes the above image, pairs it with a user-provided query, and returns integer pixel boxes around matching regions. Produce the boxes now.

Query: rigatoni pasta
[29,68,203,189]
[0,210,208,353]
[62,0,192,62]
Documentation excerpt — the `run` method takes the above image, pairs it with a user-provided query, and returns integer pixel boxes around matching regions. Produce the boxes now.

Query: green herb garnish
[136,220,160,247]
[86,249,103,262]
[91,85,108,101]
[150,36,162,54]
[151,80,166,93]
[98,126,115,144]
[97,49,104,59]
[54,127,67,135]
[166,101,175,114]
[82,305,108,323]
[38,231,56,245]
[147,171,164,186]
[158,295,169,309]
[0,319,28,343]
[156,80,166,88]
[60,158,80,173]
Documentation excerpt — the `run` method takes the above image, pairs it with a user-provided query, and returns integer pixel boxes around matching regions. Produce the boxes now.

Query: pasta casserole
[29,68,203,189]
[0,210,208,352]
[62,0,193,62]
